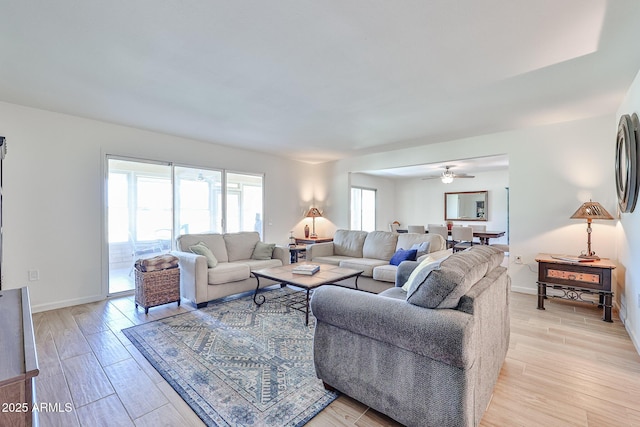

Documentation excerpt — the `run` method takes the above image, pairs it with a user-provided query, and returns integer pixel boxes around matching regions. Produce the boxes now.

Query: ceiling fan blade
[453,175,475,178]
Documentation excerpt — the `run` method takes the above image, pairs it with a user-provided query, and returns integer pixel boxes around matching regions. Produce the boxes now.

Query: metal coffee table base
[252,267,362,325]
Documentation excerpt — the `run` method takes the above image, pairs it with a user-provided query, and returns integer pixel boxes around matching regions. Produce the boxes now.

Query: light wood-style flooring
[32,291,640,427]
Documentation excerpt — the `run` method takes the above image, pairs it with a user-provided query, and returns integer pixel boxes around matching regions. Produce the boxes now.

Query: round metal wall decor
[615,113,639,213]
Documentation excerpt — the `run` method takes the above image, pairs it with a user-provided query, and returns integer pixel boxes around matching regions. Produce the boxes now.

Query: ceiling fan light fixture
[441,167,454,183]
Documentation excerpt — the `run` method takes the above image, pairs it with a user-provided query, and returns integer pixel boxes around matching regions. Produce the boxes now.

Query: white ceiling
[357,154,509,179]
[2,1,640,164]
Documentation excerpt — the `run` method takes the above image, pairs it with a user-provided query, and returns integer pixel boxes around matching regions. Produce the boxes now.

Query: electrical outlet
[514,256,523,264]
[28,269,39,281]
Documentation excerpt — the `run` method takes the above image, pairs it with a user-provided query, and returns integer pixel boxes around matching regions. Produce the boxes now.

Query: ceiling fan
[421,166,475,183]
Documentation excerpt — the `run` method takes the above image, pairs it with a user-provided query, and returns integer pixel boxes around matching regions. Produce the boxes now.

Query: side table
[535,254,615,322]
[295,237,333,245]
[288,245,307,263]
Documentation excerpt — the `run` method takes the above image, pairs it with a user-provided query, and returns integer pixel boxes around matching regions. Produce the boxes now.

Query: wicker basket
[135,267,180,314]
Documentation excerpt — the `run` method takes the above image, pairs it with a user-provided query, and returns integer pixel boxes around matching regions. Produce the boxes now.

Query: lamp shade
[305,207,322,218]
[570,201,614,220]
[570,200,613,260]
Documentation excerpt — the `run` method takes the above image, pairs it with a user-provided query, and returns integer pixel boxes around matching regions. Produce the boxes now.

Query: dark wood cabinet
[0,287,39,427]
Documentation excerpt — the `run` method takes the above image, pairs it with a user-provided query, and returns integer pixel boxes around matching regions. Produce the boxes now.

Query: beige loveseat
[172,232,289,307]
[307,229,449,293]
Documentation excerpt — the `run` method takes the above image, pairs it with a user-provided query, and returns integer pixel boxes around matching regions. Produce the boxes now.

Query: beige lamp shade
[305,208,322,237]
[305,207,322,218]
[570,200,613,259]
[570,201,614,220]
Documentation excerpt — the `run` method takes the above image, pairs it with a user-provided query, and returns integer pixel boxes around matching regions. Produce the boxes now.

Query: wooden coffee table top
[253,262,363,290]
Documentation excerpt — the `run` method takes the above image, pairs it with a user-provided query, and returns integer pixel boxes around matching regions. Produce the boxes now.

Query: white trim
[31,294,105,313]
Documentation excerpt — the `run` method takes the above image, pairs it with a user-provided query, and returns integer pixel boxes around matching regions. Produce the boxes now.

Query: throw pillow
[252,241,276,260]
[407,248,490,309]
[410,241,431,258]
[389,248,418,266]
[189,242,218,268]
[402,255,446,293]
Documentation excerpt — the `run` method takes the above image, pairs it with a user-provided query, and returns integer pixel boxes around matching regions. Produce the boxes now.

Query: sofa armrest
[272,245,290,265]
[306,242,335,260]
[171,251,209,305]
[310,286,474,368]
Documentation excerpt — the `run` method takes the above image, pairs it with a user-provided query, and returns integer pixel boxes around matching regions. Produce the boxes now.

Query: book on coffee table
[292,264,320,275]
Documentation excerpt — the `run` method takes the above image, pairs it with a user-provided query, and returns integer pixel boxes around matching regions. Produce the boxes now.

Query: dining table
[398,228,506,245]
[469,231,506,245]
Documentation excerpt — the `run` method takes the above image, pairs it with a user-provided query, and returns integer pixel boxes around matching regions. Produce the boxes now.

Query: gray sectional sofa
[172,231,289,307]
[307,229,449,293]
[310,245,510,427]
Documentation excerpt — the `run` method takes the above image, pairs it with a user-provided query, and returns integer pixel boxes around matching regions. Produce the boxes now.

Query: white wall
[615,69,640,353]
[0,101,313,311]
[326,115,616,296]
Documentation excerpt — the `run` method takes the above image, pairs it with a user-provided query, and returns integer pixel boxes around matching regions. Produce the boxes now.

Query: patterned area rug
[123,287,337,426]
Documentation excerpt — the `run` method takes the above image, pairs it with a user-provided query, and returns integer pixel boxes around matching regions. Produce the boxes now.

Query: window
[351,187,376,232]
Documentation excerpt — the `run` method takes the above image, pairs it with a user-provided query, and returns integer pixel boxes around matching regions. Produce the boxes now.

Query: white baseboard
[31,294,105,313]
[510,285,536,295]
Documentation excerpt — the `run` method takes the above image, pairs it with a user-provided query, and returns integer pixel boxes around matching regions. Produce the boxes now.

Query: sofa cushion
[207,262,250,285]
[333,230,368,257]
[389,249,417,266]
[252,242,276,260]
[243,259,283,271]
[372,264,398,282]
[224,232,260,262]
[177,233,228,262]
[407,246,497,309]
[189,242,218,268]
[362,231,398,260]
[312,255,352,266]
[378,286,407,300]
[339,258,388,277]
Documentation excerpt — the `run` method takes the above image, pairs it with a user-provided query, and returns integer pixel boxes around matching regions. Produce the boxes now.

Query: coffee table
[252,263,363,325]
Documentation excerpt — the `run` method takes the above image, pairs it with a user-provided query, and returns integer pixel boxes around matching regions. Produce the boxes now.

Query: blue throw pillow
[389,248,418,266]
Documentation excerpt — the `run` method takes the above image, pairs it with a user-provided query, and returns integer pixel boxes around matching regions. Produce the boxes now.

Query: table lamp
[305,207,322,238]
[570,200,614,260]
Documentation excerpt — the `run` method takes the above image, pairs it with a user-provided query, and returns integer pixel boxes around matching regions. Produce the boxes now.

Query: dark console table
[535,254,615,322]
[0,287,39,426]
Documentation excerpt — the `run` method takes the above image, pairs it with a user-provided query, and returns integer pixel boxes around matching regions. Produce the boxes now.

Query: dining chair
[407,225,426,234]
[451,226,474,252]
[389,223,400,233]
[428,225,450,247]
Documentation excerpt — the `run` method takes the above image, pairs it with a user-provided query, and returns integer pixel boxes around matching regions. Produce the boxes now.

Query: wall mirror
[445,191,488,221]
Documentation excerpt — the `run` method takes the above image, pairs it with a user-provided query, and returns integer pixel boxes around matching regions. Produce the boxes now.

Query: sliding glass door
[226,172,264,238]
[107,159,172,294]
[107,158,264,295]
[174,166,222,235]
